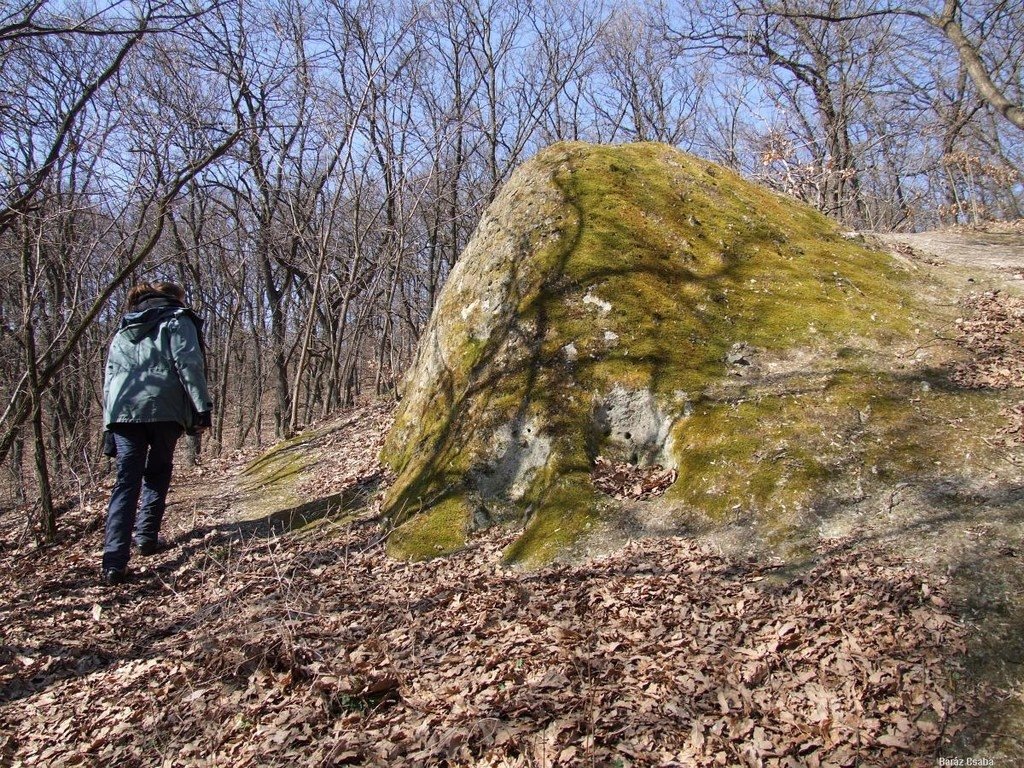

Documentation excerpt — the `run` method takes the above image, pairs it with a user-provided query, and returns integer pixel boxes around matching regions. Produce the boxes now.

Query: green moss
[667,397,834,522]
[502,475,604,565]
[237,433,329,523]
[242,443,310,491]
[235,418,382,531]
[387,496,470,561]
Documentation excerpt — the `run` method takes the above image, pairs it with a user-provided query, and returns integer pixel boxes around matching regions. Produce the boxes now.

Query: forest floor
[2,224,1024,767]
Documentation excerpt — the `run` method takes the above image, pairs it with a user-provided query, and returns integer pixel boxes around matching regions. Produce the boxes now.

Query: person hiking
[100,281,212,585]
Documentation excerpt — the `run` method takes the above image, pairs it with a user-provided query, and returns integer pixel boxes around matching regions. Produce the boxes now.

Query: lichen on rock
[380,141,930,564]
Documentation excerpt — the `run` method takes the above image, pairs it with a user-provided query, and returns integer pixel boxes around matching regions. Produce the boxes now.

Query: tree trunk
[934,1,1024,132]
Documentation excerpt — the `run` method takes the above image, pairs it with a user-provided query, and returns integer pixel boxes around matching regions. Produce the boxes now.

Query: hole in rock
[590,456,677,500]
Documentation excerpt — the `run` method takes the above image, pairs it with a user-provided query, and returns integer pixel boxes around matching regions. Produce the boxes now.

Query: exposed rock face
[381,142,925,563]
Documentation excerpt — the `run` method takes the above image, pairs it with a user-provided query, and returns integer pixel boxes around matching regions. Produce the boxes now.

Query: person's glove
[195,410,212,430]
[102,430,117,458]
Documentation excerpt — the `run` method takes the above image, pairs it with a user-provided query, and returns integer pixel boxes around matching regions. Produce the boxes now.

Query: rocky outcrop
[380,141,931,563]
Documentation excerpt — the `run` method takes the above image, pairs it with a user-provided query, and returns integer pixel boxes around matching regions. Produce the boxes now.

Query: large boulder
[380,142,932,563]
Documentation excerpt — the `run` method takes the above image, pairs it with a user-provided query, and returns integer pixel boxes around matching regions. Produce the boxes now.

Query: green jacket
[102,299,213,430]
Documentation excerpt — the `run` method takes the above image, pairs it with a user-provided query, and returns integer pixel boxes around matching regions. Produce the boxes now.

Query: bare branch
[0,25,147,236]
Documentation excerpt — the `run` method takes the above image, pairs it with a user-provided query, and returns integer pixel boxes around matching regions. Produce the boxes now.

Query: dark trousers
[102,422,183,571]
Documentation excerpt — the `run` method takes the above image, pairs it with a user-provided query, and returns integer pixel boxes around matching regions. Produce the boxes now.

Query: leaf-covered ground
[0,403,976,767]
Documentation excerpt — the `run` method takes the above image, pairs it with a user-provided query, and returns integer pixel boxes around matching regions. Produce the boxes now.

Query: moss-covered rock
[379,141,957,563]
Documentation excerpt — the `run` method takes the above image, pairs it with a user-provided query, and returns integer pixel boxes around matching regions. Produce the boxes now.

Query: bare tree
[591,1,705,145]
[755,0,1024,131]
[0,1,241,538]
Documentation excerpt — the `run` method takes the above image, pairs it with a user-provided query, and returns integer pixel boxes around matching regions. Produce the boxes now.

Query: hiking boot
[103,568,128,586]
[134,538,170,556]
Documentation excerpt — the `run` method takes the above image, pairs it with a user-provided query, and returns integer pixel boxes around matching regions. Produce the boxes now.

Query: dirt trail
[864,227,1024,762]
[873,228,1024,284]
